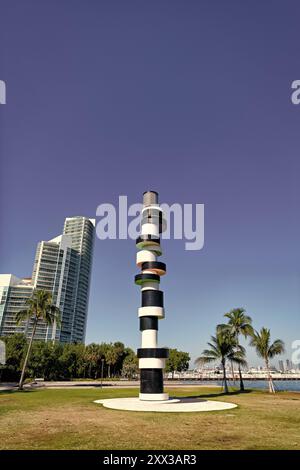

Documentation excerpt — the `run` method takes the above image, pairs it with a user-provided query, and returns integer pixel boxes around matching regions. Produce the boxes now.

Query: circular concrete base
[94,397,237,413]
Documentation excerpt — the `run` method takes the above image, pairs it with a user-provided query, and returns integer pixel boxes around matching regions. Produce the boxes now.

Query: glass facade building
[0,275,33,337]
[0,217,95,343]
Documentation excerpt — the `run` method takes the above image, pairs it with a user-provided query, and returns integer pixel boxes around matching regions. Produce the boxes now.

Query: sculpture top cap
[143,191,158,206]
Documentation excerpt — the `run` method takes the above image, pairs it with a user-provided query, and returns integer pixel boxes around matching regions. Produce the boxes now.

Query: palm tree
[16,289,60,390]
[196,329,246,394]
[218,308,253,391]
[85,343,106,378]
[105,345,118,378]
[250,327,285,393]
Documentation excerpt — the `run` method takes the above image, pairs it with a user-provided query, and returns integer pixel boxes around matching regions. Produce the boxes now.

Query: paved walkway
[40,380,220,389]
[0,383,18,392]
[0,380,220,391]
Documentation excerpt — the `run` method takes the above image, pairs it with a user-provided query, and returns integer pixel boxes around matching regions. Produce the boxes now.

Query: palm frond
[201,348,219,359]
[230,354,248,367]
[216,323,231,333]
[15,289,61,328]
[268,339,285,358]
[45,305,61,327]
[15,309,33,325]
[206,342,219,355]
[224,308,253,338]
[196,327,239,368]
[195,355,217,365]
[250,327,284,361]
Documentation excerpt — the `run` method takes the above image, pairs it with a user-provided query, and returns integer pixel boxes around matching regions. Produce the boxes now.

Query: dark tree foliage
[0,334,138,382]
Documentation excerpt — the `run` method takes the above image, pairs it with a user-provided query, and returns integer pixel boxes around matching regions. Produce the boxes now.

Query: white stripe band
[139,393,169,401]
[141,282,160,291]
[136,250,156,266]
[141,329,158,348]
[141,223,159,237]
[138,306,164,318]
[139,358,166,368]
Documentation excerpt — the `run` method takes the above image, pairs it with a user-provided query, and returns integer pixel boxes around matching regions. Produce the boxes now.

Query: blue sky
[1,1,300,366]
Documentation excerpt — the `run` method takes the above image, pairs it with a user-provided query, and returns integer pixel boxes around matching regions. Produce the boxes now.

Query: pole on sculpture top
[135,191,169,401]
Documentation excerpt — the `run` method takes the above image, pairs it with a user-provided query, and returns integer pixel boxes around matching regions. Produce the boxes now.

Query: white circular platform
[94,397,237,413]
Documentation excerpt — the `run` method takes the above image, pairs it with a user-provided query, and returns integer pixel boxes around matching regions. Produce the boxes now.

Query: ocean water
[182,380,300,392]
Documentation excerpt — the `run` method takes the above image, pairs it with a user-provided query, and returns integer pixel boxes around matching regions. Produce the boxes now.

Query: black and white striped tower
[135,191,169,401]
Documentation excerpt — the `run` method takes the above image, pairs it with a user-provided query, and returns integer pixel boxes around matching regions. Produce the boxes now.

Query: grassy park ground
[0,386,300,450]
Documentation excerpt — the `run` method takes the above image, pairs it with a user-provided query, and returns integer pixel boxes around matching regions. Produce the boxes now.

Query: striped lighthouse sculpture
[135,191,169,401]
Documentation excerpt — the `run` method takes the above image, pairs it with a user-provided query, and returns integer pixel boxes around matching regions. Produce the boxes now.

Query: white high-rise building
[0,275,33,337]
[0,217,95,343]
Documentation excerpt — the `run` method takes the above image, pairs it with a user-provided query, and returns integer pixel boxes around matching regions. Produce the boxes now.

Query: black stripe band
[141,289,164,307]
[136,235,160,245]
[140,368,163,394]
[139,316,158,331]
[137,348,169,358]
[141,261,166,273]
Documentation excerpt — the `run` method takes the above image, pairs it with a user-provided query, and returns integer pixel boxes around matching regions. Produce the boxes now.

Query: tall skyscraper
[63,217,95,342]
[0,216,95,343]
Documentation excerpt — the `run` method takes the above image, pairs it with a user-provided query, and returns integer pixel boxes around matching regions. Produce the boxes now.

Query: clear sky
[1,1,300,367]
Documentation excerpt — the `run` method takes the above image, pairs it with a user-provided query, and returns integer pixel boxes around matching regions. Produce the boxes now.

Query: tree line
[0,334,190,384]
[0,288,190,386]
[0,334,137,382]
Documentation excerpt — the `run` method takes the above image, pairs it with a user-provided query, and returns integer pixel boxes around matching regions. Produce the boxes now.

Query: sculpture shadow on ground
[172,389,253,400]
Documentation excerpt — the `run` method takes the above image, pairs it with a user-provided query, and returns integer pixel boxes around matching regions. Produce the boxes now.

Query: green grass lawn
[0,386,300,450]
